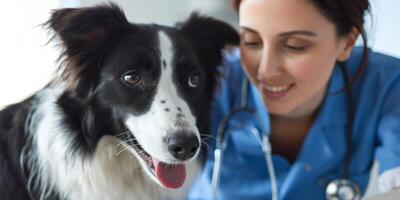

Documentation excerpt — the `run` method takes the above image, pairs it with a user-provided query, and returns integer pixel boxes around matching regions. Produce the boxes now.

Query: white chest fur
[29,87,200,200]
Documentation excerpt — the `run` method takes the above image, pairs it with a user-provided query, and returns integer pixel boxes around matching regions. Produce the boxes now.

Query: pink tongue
[153,159,186,189]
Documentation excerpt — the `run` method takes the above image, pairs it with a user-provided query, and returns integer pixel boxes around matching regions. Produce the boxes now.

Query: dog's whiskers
[113,130,130,138]
[113,143,141,157]
[201,141,211,152]
[200,134,216,141]
[113,138,136,150]
[115,145,139,157]
[114,146,129,156]
[197,150,207,162]
[112,139,141,157]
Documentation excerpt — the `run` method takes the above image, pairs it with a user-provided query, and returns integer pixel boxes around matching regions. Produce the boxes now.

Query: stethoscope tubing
[212,78,278,200]
[211,63,360,200]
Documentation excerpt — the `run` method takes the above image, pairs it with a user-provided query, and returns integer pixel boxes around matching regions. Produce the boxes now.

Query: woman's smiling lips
[260,83,295,100]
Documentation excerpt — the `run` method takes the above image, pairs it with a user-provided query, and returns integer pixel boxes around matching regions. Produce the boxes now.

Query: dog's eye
[121,70,142,87]
[188,71,201,88]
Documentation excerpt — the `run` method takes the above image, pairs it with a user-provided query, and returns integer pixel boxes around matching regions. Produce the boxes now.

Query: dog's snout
[167,133,199,161]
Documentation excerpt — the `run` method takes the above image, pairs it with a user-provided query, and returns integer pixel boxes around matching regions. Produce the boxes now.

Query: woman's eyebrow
[278,30,317,37]
[239,26,258,33]
[240,27,317,37]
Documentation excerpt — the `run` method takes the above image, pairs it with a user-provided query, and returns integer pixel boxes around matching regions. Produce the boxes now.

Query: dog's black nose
[167,133,199,161]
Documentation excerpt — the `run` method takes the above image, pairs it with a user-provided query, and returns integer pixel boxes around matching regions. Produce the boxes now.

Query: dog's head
[48,3,238,189]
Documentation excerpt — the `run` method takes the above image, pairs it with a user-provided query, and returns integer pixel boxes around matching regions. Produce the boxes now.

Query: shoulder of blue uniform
[209,49,246,133]
[348,47,400,80]
[220,48,244,80]
[348,47,400,100]
[216,48,246,101]
[358,50,400,174]
[209,49,243,130]
[368,50,400,111]
[318,47,400,126]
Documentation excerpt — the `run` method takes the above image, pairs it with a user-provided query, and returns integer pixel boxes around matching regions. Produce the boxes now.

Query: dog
[0,3,239,200]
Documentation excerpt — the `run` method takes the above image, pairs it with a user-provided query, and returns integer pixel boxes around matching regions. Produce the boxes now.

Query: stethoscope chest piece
[325,179,361,200]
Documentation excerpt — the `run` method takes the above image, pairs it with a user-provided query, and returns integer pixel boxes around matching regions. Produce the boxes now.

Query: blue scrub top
[188,47,400,200]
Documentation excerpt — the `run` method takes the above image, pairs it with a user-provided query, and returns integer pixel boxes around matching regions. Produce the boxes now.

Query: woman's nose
[257,48,284,80]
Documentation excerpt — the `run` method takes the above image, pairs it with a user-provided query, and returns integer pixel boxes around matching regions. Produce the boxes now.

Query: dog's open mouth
[127,136,186,189]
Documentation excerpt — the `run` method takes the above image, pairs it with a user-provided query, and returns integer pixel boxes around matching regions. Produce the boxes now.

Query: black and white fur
[0,3,239,200]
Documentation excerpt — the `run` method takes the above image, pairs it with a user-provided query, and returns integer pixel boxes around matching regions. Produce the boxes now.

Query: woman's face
[239,0,355,118]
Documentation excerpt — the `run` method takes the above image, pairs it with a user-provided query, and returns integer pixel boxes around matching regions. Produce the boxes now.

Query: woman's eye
[242,41,263,48]
[285,44,307,52]
[121,70,142,87]
[188,71,201,89]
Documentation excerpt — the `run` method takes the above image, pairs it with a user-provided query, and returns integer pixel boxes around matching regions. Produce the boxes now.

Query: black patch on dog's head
[47,3,130,95]
[177,12,239,65]
[174,13,239,136]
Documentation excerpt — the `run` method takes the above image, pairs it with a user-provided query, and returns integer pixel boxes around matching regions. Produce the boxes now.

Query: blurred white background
[0,0,398,197]
[0,0,399,109]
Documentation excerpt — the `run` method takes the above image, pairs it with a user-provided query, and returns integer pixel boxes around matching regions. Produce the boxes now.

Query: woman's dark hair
[230,0,370,85]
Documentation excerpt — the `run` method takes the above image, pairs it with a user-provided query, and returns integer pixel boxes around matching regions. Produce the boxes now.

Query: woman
[188,0,400,199]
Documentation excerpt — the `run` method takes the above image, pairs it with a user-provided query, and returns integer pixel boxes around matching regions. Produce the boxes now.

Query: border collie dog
[0,3,238,200]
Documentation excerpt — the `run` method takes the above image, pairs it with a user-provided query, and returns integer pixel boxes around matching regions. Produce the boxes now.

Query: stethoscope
[210,62,361,200]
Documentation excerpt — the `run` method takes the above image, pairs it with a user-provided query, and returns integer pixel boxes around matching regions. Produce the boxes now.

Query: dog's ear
[178,12,239,107]
[178,12,240,69]
[47,3,130,92]
[48,3,129,54]
[178,13,239,134]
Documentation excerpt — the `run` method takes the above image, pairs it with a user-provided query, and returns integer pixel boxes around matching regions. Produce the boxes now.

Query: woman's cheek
[286,54,332,83]
[285,58,315,82]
